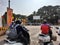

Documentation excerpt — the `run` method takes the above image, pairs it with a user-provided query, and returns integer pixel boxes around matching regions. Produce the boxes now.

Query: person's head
[15,20,22,24]
[43,20,47,24]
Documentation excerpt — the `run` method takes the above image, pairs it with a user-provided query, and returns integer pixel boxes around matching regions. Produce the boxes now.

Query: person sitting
[14,20,30,45]
[40,20,52,41]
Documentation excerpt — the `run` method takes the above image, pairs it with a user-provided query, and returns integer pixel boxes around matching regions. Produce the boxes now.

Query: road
[0,25,60,45]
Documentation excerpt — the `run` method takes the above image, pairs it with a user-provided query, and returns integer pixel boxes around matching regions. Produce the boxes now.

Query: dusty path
[0,25,60,45]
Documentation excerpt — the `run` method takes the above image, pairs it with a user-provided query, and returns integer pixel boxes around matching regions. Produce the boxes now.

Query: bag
[7,24,20,39]
[39,34,50,42]
[52,35,57,41]
[56,27,60,35]
[58,29,60,35]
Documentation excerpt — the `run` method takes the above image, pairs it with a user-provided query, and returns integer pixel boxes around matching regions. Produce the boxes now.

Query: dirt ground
[0,25,60,45]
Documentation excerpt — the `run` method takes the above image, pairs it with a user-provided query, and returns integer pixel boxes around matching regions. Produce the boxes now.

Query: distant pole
[8,0,10,8]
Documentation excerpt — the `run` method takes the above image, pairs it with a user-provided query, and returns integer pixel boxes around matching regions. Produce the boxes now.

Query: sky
[0,0,60,16]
